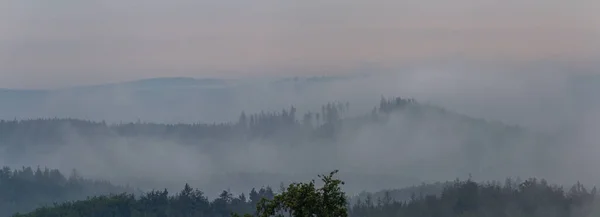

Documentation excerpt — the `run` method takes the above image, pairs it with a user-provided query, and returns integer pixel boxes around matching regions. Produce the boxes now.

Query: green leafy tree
[235,170,348,217]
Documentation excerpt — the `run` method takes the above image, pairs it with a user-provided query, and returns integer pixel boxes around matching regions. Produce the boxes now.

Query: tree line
[0,96,530,149]
[13,170,600,217]
[0,96,572,216]
[0,166,137,217]
[350,177,598,217]
[0,98,413,144]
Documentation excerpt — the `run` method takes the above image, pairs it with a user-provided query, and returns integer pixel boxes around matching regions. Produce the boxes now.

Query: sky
[0,0,599,89]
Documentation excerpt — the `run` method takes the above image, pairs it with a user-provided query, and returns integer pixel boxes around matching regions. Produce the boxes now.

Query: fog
[1,62,599,198]
[2,61,598,130]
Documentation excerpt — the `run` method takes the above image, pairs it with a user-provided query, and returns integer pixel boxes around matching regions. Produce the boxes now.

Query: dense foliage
[12,182,277,217]
[252,170,348,217]
[350,178,598,217]
[13,173,600,217]
[0,166,136,217]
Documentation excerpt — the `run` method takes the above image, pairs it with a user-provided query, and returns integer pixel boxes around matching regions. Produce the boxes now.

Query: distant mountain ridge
[1,76,354,92]
[53,77,233,92]
[1,71,599,130]
[0,75,359,124]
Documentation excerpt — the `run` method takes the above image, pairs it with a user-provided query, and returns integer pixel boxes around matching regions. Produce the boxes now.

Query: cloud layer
[1,0,599,88]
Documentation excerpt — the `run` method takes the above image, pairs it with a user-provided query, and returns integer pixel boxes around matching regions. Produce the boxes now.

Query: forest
[3,0,597,215]
[0,96,559,191]
[0,166,137,217]
[10,170,600,217]
[0,97,508,145]
[0,96,591,216]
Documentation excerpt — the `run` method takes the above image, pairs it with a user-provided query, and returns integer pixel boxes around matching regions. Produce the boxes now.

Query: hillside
[2,70,600,131]
[0,96,562,196]
[0,166,137,217]
[13,173,600,217]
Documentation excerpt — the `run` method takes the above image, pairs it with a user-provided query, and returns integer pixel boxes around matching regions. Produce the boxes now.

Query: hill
[0,75,358,124]
[0,96,562,196]
[13,173,600,217]
[0,166,137,217]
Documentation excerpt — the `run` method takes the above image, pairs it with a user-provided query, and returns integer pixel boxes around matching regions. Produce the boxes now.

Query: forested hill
[13,174,600,217]
[0,97,560,194]
[0,166,138,217]
[0,97,534,145]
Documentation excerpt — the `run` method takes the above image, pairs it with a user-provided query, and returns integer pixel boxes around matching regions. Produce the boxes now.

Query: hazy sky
[0,0,599,88]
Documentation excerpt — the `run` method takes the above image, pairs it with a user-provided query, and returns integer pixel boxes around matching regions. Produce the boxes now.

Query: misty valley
[3,0,599,215]
[0,95,598,217]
